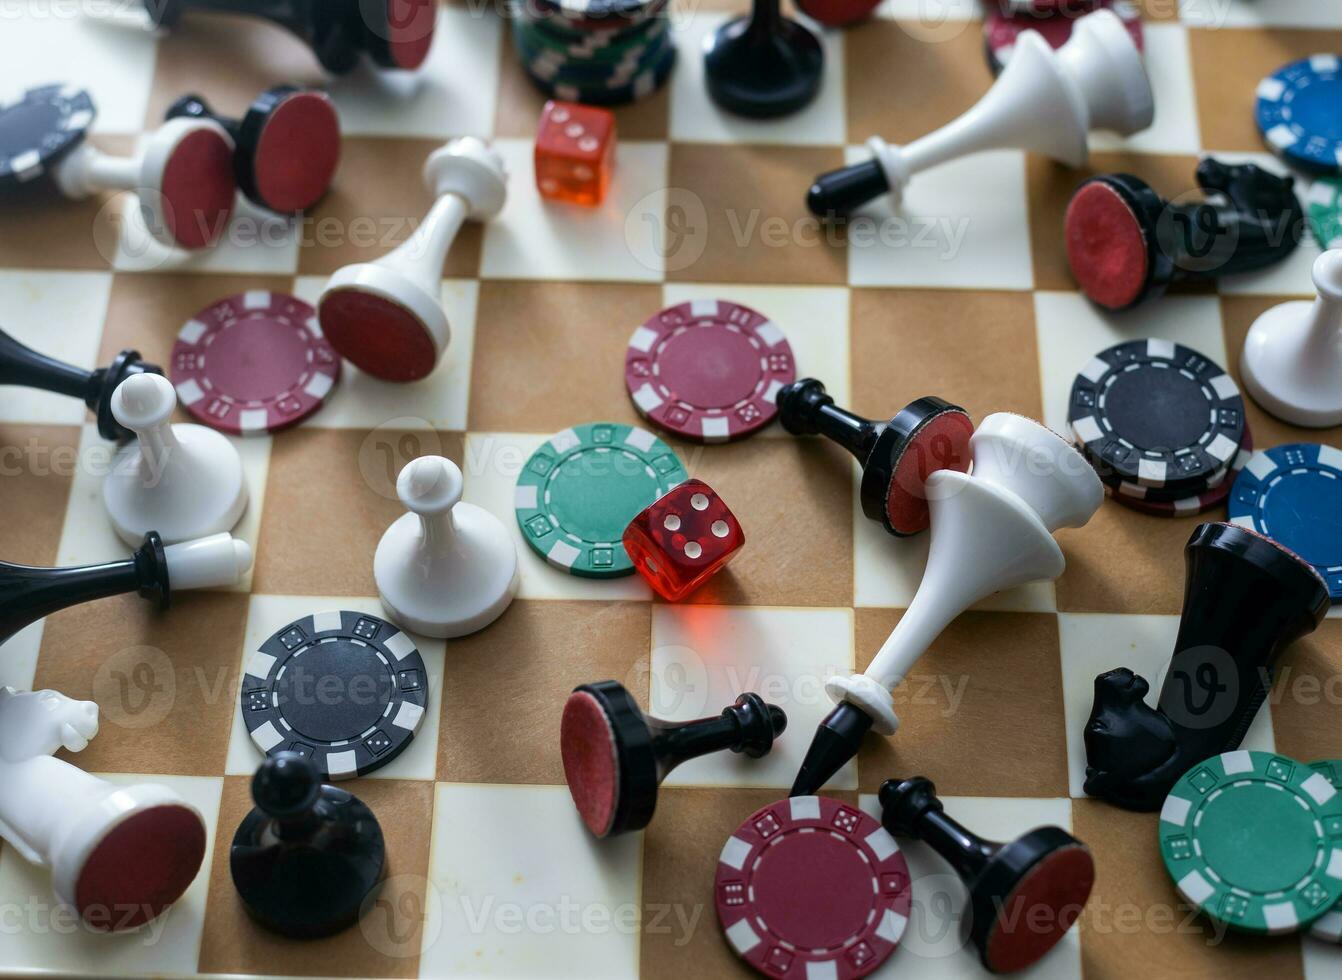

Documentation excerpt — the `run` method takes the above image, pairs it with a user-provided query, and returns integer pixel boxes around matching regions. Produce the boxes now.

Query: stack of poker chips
[511,0,676,105]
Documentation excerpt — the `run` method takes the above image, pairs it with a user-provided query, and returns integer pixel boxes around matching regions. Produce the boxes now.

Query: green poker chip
[1309,760,1342,944]
[1159,751,1342,935]
[514,422,686,578]
[1307,177,1342,250]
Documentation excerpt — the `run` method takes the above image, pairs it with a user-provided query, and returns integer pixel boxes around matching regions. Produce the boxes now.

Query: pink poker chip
[171,291,340,436]
[985,0,1143,74]
[716,796,912,980]
[624,299,796,443]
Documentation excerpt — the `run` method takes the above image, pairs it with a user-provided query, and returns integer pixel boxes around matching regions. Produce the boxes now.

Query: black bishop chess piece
[231,752,386,938]
[776,378,974,537]
[1065,158,1305,311]
[880,776,1095,974]
[142,0,437,75]
[0,326,159,441]
[1084,521,1330,811]
[702,0,823,118]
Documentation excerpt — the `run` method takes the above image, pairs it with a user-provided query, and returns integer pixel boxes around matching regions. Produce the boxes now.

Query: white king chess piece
[0,687,207,930]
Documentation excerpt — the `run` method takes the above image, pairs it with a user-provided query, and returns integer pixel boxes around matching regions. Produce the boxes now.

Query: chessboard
[1,1,1341,978]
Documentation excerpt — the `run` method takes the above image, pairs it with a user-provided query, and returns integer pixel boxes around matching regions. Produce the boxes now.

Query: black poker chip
[0,84,95,191]
[1068,338,1245,494]
[241,610,429,781]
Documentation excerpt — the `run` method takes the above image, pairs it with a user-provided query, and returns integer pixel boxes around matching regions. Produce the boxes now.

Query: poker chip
[984,0,1142,75]
[1307,177,1342,249]
[793,0,882,28]
[1158,750,1342,935]
[1069,339,1246,494]
[1229,443,1342,600]
[170,291,340,436]
[515,421,687,577]
[241,610,429,781]
[625,299,796,443]
[716,796,912,980]
[1108,424,1253,517]
[1309,760,1342,944]
[0,83,94,190]
[1255,55,1342,176]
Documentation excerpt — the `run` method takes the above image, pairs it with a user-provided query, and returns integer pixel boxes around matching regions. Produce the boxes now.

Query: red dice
[534,100,616,207]
[624,479,745,601]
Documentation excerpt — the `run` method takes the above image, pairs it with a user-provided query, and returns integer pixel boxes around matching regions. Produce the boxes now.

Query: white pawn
[103,372,248,546]
[317,137,508,384]
[52,117,236,250]
[1241,249,1342,428]
[0,687,207,931]
[375,456,518,638]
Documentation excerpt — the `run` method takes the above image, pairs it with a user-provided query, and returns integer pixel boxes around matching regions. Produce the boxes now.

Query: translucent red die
[623,479,745,600]
[534,100,616,207]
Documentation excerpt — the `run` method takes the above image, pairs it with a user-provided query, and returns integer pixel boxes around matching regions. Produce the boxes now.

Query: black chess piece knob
[144,0,436,75]
[231,752,386,938]
[1066,158,1306,311]
[1083,521,1330,811]
[0,326,159,440]
[777,378,974,537]
[880,776,1095,974]
[166,87,340,214]
[561,680,786,838]
[702,0,823,118]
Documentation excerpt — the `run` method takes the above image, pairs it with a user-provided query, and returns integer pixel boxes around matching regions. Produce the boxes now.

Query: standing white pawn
[1241,249,1342,428]
[317,137,508,384]
[103,372,248,546]
[375,456,518,638]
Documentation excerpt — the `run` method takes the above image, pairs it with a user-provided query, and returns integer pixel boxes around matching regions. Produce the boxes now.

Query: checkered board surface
[1,0,1341,977]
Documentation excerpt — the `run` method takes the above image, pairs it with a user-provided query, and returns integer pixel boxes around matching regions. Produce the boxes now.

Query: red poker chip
[171,291,340,436]
[625,299,796,443]
[716,796,912,980]
[985,0,1143,74]
[794,0,881,28]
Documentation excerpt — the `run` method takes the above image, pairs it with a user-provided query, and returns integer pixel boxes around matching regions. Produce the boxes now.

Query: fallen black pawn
[703,0,823,118]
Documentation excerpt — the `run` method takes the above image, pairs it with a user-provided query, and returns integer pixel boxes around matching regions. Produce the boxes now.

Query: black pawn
[166,87,340,214]
[0,326,159,441]
[880,776,1095,975]
[231,752,386,939]
[561,680,786,838]
[1083,522,1329,811]
[777,378,973,537]
[703,0,823,118]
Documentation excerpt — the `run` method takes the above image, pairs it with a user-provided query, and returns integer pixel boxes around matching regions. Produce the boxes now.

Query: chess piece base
[703,16,823,119]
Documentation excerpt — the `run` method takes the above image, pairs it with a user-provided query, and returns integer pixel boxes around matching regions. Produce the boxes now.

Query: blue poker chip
[1255,55,1342,176]
[1229,443,1342,600]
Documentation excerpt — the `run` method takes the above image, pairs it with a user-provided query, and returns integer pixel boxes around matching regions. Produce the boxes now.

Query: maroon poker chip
[716,796,912,980]
[624,299,796,443]
[985,0,1143,74]
[171,291,340,435]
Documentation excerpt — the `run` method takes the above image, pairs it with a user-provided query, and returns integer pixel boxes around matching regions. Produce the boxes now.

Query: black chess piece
[166,87,340,214]
[143,0,437,75]
[702,0,823,118]
[0,326,159,440]
[777,378,974,537]
[880,776,1095,974]
[561,680,786,838]
[1084,521,1330,811]
[231,752,386,938]
[1065,158,1306,311]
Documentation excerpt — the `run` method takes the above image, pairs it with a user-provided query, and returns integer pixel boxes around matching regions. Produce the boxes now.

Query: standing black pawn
[777,378,974,537]
[231,752,386,939]
[880,777,1095,975]
[0,326,159,441]
[166,87,341,214]
[702,0,823,118]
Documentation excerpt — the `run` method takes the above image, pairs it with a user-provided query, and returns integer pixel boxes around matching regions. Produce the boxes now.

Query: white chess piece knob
[103,372,249,546]
[52,117,236,250]
[0,688,207,930]
[1241,249,1342,428]
[318,137,508,383]
[375,455,519,638]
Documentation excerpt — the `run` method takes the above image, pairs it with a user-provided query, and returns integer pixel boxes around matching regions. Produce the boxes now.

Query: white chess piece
[826,414,1103,735]
[0,687,207,930]
[52,117,236,250]
[317,137,508,383]
[1241,249,1342,428]
[103,372,248,546]
[375,455,519,638]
